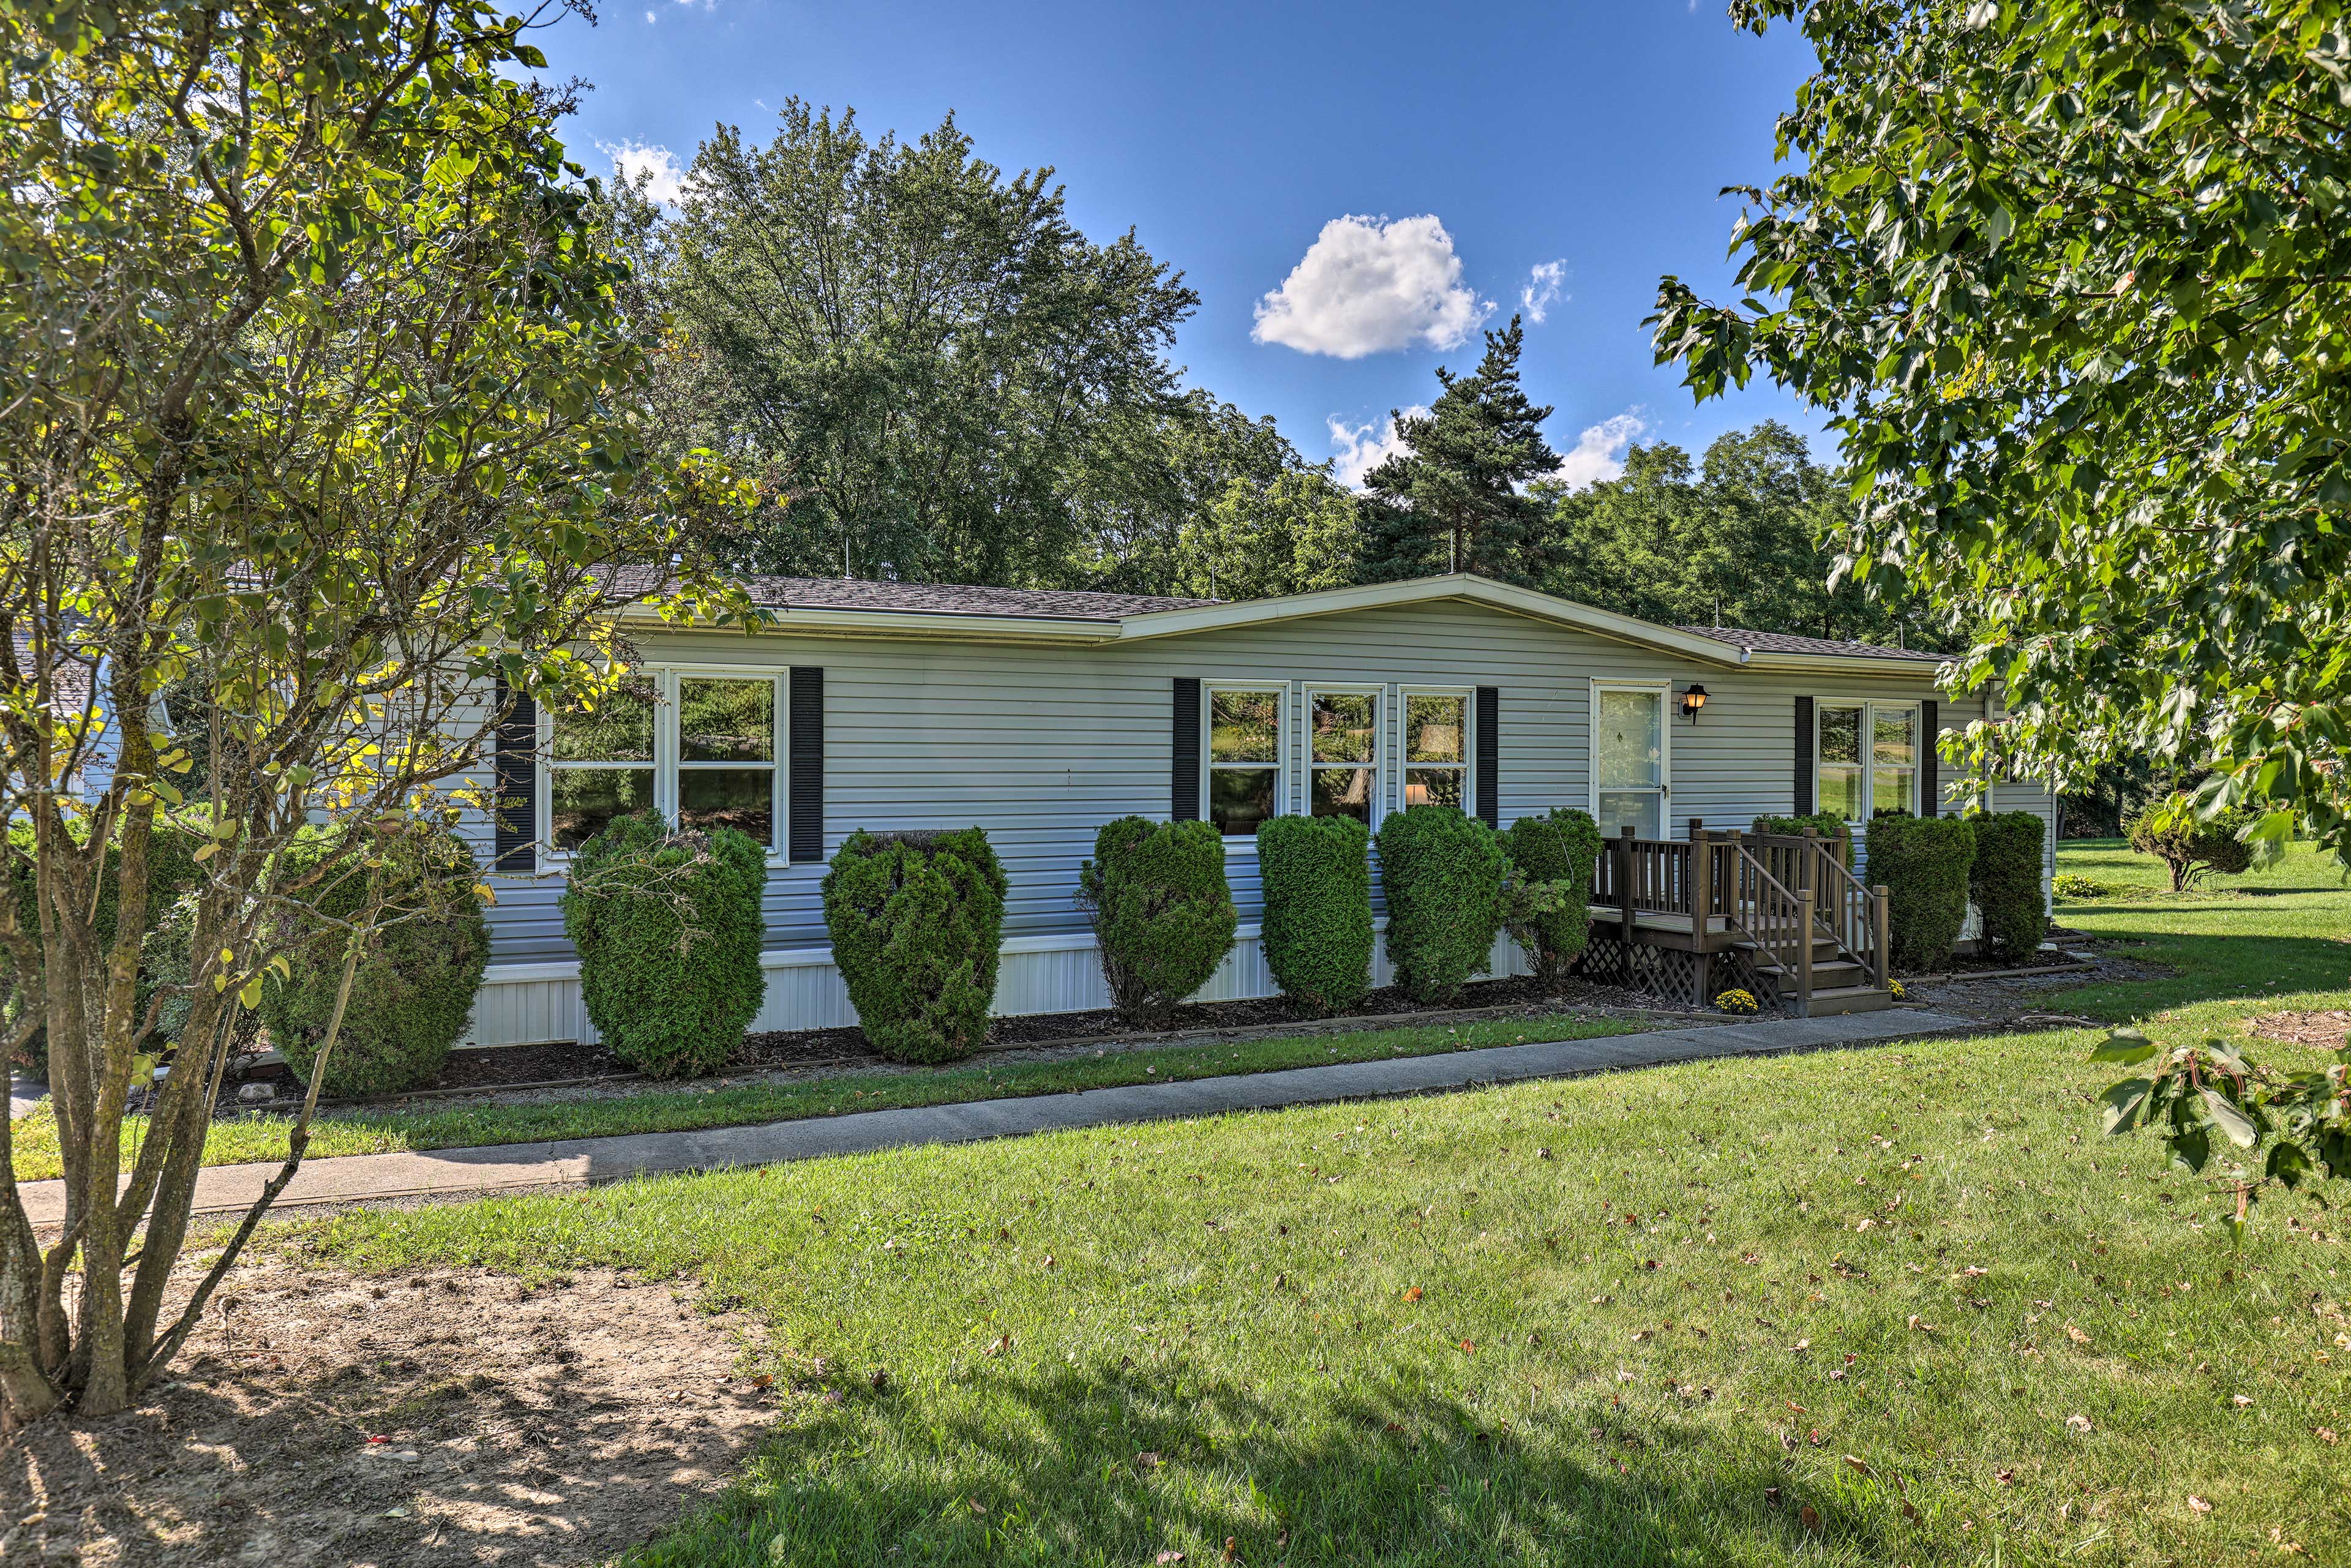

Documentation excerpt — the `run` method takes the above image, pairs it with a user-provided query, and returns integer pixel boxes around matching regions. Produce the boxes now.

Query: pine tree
[1354,317,1559,583]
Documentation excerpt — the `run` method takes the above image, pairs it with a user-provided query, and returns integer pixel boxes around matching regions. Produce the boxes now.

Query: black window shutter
[1794,696,1815,816]
[788,666,825,863]
[1171,677,1201,820]
[492,674,538,873]
[1474,686,1499,828]
[1921,699,1940,816]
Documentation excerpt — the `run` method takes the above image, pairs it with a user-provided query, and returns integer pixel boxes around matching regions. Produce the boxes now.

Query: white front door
[1594,685,1667,838]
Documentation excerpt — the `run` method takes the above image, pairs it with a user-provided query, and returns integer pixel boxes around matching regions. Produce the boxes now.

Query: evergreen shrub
[1752,812,1853,863]
[1376,806,1507,1005]
[265,821,493,1097]
[1501,808,1602,983]
[1257,814,1373,1016]
[1077,816,1237,1027]
[562,810,766,1079]
[1866,813,1976,970]
[823,827,1008,1063]
[1969,811,2049,963]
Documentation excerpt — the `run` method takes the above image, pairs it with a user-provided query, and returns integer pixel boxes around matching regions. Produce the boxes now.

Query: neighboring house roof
[1677,626,1946,664]
[612,567,1949,675]
[8,632,99,713]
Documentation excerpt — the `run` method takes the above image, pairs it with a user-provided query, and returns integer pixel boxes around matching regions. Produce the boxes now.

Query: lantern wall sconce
[1680,685,1708,723]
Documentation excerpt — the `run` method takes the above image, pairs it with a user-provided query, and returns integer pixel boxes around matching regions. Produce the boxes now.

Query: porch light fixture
[1681,685,1708,723]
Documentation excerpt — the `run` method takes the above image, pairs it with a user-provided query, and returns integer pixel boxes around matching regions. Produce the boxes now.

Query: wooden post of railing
[1618,825,1637,943]
[1873,883,1891,991]
[1796,889,1816,1015]
[1690,827,1714,949]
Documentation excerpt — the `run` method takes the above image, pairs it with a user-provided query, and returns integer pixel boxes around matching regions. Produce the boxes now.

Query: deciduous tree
[0,0,741,1422]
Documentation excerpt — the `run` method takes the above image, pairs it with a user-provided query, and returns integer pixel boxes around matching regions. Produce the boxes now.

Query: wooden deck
[1582,824,1892,1016]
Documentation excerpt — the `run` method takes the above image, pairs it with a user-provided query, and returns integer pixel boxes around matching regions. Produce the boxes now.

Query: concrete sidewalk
[16,1007,1973,1226]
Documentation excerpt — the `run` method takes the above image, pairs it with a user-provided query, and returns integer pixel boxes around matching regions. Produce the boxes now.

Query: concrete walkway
[16,1008,1973,1226]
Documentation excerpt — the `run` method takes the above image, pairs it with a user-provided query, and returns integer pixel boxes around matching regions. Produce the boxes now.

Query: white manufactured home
[463,572,2053,1045]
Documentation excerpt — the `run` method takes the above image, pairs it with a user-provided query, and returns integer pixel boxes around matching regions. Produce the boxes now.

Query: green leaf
[2100,1078,2151,1135]
[2265,1141,2313,1189]
[2090,1029,2155,1064]
[2202,1089,2259,1149]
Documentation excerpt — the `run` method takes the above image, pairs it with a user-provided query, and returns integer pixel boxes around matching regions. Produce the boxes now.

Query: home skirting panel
[463,925,1535,1048]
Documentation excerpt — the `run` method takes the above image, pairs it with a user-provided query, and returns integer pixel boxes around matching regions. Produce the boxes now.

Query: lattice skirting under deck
[1574,935,1796,1015]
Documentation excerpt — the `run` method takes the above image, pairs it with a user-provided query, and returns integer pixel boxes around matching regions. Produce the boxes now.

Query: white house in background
[462,572,2054,1045]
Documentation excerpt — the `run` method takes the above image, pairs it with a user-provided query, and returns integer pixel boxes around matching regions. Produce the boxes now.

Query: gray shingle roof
[598,563,1217,622]
[735,574,1218,620]
[1676,625,1945,662]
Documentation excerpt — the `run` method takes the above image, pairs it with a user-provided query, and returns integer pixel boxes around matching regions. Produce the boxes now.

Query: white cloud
[1520,260,1567,324]
[601,139,686,206]
[1328,406,1428,490]
[1550,411,1649,489]
[1253,216,1490,359]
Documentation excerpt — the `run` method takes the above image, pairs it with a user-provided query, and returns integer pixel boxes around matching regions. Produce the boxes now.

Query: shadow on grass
[2060,931,2351,1019]
[629,1358,1883,1567]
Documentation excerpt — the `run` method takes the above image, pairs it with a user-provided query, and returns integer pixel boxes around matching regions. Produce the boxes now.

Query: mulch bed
[202,972,1682,1109]
[2246,1009,2351,1049]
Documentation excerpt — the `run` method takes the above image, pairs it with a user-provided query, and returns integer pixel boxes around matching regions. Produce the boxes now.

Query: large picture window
[1205,685,1283,838]
[542,670,787,855]
[1818,700,1920,824]
[1307,688,1381,823]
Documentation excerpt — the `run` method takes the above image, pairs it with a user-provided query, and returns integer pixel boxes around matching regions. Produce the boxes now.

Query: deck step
[1804,985,1894,1016]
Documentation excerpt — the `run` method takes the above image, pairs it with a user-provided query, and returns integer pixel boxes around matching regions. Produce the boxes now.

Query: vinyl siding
[468,599,2045,968]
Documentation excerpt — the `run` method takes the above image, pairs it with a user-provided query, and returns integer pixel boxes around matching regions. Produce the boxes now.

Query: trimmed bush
[563,810,767,1079]
[2052,871,2103,900]
[1970,810,2049,963]
[2126,795,2259,891]
[1258,814,1373,1016]
[1501,808,1602,983]
[1752,812,1853,864]
[1376,806,1507,1006]
[1077,816,1237,1027]
[823,827,1008,1063]
[264,822,493,1097]
[1865,813,1976,971]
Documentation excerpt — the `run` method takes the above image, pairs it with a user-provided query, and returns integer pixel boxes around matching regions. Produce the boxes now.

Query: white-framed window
[1398,686,1472,811]
[542,667,787,855]
[1818,699,1920,824]
[1589,679,1670,838]
[1202,682,1286,841]
[1305,685,1383,825]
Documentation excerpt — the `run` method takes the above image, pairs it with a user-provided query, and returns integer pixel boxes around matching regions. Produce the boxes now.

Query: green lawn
[295,841,2351,1567]
[7,1011,1646,1183]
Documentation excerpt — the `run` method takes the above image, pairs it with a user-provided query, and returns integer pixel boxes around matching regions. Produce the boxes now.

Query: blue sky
[536,0,1826,487]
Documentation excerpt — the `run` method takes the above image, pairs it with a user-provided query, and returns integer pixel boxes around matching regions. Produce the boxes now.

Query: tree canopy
[1651,0,2351,861]
[623,103,1235,589]
[1355,318,1560,584]
[1537,422,1923,645]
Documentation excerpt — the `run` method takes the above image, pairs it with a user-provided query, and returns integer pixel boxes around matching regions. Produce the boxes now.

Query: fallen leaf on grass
[1907,1315,1935,1334]
[967,1499,986,1516]
[2066,1414,2093,1433]
[1763,1486,1782,1506]
[1155,1553,1185,1565]
[2065,1324,2091,1345]
[2232,1394,2254,1407]
[1790,1338,1810,1355]
[1222,1537,1240,1563]
[1995,1468,2015,1487]
[1843,1454,1870,1476]
[984,1335,1012,1357]
[2316,1427,2339,1444]
[1798,1504,1821,1534]
[2188,1496,2213,1514]
[1136,1451,1161,1471]
[1402,1286,1423,1302]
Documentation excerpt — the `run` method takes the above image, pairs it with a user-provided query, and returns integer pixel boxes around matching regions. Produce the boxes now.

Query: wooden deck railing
[1589,822,1889,990]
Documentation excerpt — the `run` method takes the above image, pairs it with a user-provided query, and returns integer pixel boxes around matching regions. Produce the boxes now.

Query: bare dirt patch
[0,1256,773,1567]
[2247,1008,2351,1049]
